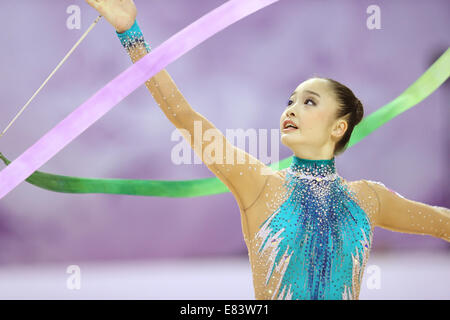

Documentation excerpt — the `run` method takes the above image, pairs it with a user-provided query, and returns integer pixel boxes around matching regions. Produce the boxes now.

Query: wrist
[115,20,135,34]
[116,19,151,52]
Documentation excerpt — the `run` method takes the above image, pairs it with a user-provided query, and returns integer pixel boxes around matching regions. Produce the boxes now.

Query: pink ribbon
[0,0,279,199]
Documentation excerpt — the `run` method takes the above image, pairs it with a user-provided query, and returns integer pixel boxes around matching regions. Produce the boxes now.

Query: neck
[291,143,335,161]
[288,154,337,179]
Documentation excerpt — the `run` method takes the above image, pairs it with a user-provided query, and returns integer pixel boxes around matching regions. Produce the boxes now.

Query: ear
[331,118,348,140]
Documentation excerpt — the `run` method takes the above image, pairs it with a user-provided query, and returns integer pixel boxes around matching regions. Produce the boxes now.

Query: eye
[305,98,316,106]
[286,99,294,106]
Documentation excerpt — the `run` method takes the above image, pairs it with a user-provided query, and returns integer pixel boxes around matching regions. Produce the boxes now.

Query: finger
[85,0,100,10]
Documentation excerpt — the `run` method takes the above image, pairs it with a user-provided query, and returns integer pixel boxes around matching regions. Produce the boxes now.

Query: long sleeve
[363,179,450,242]
[117,23,272,212]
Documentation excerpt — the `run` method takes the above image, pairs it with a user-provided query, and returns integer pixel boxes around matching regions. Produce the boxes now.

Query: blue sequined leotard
[249,156,373,300]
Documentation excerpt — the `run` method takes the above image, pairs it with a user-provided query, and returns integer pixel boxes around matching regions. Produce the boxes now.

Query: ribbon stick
[0,48,448,198]
[0,15,102,138]
[0,0,280,200]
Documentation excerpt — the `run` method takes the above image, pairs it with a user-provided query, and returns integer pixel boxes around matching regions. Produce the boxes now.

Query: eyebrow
[290,90,321,99]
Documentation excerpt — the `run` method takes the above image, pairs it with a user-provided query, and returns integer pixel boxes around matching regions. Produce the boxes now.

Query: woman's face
[279,78,346,156]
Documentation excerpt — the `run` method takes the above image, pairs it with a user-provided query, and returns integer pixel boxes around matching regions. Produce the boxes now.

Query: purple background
[0,0,449,267]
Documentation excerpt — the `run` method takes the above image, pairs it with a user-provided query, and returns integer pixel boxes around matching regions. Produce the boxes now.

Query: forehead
[292,78,332,97]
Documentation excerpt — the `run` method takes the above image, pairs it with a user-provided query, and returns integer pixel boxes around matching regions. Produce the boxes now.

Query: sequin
[249,156,373,300]
[116,20,152,54]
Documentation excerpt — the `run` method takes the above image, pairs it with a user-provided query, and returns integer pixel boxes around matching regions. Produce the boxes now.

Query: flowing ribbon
[1,48,448,198]
[0,0,279,199]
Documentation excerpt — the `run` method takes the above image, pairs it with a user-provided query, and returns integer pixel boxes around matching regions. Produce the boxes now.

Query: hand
[85,0,137,33]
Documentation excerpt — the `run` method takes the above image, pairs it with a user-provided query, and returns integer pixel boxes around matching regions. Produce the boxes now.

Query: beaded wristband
[116,19,151,53]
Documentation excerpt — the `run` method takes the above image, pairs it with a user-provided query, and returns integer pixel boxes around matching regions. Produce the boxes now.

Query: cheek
[301,112,324,132]
[302,112,332,143]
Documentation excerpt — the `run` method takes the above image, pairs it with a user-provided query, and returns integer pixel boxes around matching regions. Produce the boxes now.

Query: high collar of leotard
[289,155,337,179]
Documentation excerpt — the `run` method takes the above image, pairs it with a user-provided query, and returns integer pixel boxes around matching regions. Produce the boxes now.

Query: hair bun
[354,98,364,124]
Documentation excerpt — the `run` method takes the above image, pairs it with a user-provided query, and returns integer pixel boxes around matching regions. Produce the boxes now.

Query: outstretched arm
[363,179,450,242]
[86,0,273,211]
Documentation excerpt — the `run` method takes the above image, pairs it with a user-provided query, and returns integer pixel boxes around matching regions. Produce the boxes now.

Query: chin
[280,133,303,149]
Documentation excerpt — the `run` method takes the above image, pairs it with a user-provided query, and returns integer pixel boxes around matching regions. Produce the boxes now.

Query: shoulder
[361,179,387,189]
[346,178,384,188]
[348,179,390,196]
[341,178,371,192]
[340,178,379,202]
[344,179,384,225]
[360,179,406,200]
[348,179,398,204]
[263,167,288,192]
[259,166,288,183]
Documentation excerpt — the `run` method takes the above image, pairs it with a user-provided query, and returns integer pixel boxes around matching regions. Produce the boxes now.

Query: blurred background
[0,0,448,299]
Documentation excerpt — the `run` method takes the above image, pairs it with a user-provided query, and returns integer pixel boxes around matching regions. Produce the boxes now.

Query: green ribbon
[1,48,448,198]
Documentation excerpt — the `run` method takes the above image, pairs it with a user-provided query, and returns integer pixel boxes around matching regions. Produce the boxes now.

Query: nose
[285,107,296,118]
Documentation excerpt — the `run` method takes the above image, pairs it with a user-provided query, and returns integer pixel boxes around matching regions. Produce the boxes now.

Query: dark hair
[317,77,364,156]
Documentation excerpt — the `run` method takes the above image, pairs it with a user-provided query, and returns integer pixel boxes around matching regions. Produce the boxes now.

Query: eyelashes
[305,98,316,106]
[286,98,316,107]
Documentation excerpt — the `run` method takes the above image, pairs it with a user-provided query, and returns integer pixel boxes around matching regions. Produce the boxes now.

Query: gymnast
[86,0,449,300]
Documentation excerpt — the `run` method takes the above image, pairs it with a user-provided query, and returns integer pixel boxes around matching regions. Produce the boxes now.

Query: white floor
[0,251,448,299]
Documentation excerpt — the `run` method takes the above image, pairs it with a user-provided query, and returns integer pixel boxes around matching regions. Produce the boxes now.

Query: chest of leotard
[252,156,372,300]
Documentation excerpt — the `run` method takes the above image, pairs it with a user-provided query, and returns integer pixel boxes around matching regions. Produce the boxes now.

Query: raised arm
[363,179,450,242]
[86,0,273,211]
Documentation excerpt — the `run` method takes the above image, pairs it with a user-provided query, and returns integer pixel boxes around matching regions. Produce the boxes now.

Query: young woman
[86,0,449,300]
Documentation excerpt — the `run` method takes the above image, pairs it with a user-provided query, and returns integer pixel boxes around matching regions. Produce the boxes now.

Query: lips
[282,119,299,131]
